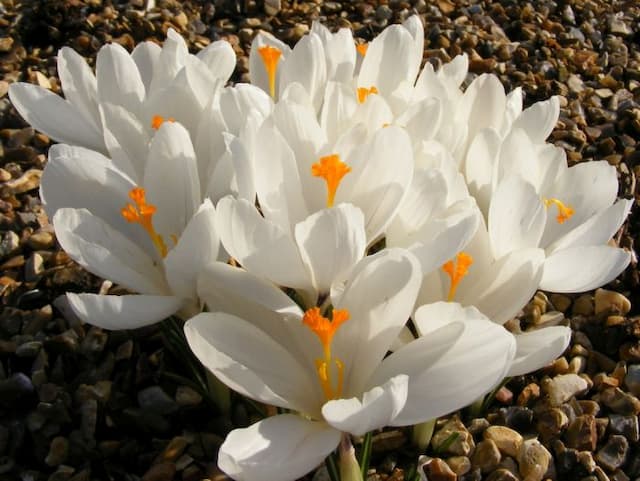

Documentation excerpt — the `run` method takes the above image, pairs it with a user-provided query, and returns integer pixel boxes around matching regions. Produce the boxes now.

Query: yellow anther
[303,307,349,400]
[442,252,474,302]
[357,86,378,104]
[258,44,282,99]
[543,198,575,224]
[151,115,175,130]
[356,43,368,56]
[121,187,168,258]
[311,154,352,208]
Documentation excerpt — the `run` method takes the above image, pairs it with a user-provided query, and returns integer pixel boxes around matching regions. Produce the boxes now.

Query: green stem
[325,452,341,481]
[412,418,436,451]
[359,432,373,479]
[206,370,231,415]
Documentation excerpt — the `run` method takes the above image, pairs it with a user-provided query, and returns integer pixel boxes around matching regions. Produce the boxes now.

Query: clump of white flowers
[9,15,632,481]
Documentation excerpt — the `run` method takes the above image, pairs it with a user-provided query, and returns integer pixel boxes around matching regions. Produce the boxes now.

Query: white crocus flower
[488,174,632,293]
[186,249,516,481]
[9,29,235,182]
[411,302,570,377]
[418,220,545,325]
[386,146,480,275]
[40,123,223,329]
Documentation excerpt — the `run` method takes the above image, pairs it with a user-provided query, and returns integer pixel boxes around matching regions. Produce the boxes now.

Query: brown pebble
[565,414,597,451]
[518,439,551,481]
[27,231,54,250]
[595,435,629,472]
[517,383,541,406]
[484,426,523,458]
[600,387,640,415]
[142,462,176,481]
[594,289,631,316]
[4,169,42,195]
[472,439,501,473]
[422,457,456,481]
[431,417,475,456]
[445,456,471,476]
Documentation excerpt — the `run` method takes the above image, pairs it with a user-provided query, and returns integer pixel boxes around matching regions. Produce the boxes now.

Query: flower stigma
[121,187,168,258]
[303,307,350,400]
[357,86,378,103]
[442,252,474,301]
[258,45,282,99]
[356,43,368,56]
[311,154,352,207]
[151,115,175,130]
[543,198,574,224]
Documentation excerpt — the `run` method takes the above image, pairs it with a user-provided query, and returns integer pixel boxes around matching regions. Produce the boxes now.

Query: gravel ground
[0,0,639,480]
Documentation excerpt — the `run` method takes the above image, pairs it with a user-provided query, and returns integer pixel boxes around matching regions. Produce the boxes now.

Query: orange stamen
[356,43,368,56]
[258,45,282,99]
[543,198,575,224]
[311,154,351,207]
[120,187,168,258]
[151,115,175,130]
[357,86,378,104]
[442,252,474,302]
[303,307,349,400]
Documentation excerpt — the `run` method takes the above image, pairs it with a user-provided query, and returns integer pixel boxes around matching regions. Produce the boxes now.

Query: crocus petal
[320,81,358,145]
[132,41,161,93]
[184,313,317,412]
[321,27,356,82]
[253,121,310,232]
[370,320,515,426]
[334,248,422,396]
[149,29,189,92]
[459,248,545,324]
[96,44,145,114]
[461,74,506,148]
[164,199,220,301]
[488,176,547,259]
[548,198,633,253]
[66,293,183,330]
[508,326,571,376]
[322,374,408,436]
[53,208,168,295]
[337,126,414,241]
[540,245,631,293]
[511,96,559,144]
[8,83,105,152]
[294,204,366,293]
[464,127,501,216]
[218,415,340,481]
[358,24,420,97]
[143,122,201,240]
[215,197,311,291]
[413,301,485,337]
[57,47,100,129]
[197,39,236,82]
[279,33,327,111]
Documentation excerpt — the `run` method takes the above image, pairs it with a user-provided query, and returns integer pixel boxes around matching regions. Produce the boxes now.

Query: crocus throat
[303,307,350,400]
[151,115,175,130]
[121,187,168,258]
[356,43,368,56]
[258,45,282,99]
[543,198,574,224]
[442,252,473,302]
[311,154,351,207]
[357,86,378,103]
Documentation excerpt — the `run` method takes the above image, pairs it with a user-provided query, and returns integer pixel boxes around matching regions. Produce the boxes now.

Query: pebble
[472,439,501,473]
[608,415,639,442]
[537,407,569,440]
[45,437,68,466]
[4,169,42,195]
[594,289,631,316]
[485,468,519,481]
[27,231,55,250]
[431,418,475,456]
[599,387,640,415]
[565,414,597,451]
[138,386,179,415]
[25,253,44,281]
[483,426,522,458]
[446,456,471,476]
[544,374,589,406]
[142,462,176,481]
[422,457,457,481]
[175,386,202,406]
[518,439,551,481]
[0,231,19,260]
[595,435,628,471]
[624,364,640,396]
